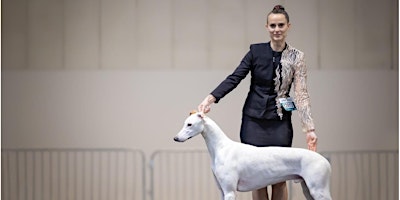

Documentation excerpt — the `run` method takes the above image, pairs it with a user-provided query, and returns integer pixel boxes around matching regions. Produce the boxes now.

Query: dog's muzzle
[173,136,181,142]
[173,136,192,142]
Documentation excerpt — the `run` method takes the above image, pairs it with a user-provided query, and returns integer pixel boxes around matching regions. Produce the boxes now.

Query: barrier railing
[149,149,398,200]
[1,148,146,200]
[2,149,397,200]
[321,150,398,200]
[149,149,254,200]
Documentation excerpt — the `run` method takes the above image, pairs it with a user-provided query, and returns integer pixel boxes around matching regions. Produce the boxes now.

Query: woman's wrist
[206,94,216,103]
[306,129,315,133]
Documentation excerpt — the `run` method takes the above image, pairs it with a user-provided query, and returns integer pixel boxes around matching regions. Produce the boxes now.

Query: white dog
[173,112,332,200]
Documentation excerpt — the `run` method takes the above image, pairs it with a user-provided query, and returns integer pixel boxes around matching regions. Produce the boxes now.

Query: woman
[198,5,317,200]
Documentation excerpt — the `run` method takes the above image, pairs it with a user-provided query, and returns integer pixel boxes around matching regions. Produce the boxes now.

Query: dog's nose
[173,137,180,142]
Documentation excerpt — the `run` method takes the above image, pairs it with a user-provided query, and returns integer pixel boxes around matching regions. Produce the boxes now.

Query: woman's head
[266,5,291,43]
[267,5,289,23]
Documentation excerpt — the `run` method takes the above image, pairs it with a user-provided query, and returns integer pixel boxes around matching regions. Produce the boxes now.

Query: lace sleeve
[293,53,315,133]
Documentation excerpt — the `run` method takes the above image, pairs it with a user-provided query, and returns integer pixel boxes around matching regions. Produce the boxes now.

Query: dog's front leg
[212,171,237,200]
[212,172,225,200]
[222,190,236,200]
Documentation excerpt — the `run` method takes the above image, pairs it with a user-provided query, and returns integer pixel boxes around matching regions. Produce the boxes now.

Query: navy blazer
[210,42,291,120]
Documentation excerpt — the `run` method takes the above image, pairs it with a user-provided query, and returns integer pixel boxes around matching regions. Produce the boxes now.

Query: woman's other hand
[306,131,318,152]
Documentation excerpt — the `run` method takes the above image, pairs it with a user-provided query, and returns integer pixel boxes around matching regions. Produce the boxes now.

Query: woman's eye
[270,24,276,28]
[278,23,285,28]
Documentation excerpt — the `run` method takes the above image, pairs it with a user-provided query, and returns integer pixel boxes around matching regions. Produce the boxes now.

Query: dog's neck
[201,117,232,159]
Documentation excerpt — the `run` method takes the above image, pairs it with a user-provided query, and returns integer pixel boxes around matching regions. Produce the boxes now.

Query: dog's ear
[197,112,205,119]
[189,110,198,116]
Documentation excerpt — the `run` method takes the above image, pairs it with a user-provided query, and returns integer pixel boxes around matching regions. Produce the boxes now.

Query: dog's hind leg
[300,181,314,200]
[304,168,332,200]
[302,178,332,200]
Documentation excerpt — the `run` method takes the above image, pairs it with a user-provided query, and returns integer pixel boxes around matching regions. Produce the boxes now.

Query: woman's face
[266,13,290,43]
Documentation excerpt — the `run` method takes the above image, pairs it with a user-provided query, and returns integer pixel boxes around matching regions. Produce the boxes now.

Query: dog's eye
[187,123,192,127]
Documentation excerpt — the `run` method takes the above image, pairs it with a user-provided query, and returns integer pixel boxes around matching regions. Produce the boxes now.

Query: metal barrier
[321,150,398,200]
[149,149,399,200]
[149,150,253,200]
[1,148,146,200]
[3,149,397,200]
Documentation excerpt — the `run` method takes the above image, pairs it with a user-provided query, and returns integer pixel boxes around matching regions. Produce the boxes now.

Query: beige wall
[2,0,398,70]
[2,69,398,154]
[2,0,398,158]
[2,0,398,157]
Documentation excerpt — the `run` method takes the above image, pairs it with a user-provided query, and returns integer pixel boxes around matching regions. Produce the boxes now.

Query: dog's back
[219,144,331,193]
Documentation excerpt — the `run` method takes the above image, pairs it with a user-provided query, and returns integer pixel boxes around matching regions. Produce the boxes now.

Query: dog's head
[173,111,205,142]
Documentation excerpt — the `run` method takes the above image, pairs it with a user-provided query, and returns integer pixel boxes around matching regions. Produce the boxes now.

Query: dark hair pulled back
[268,5,289,23]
